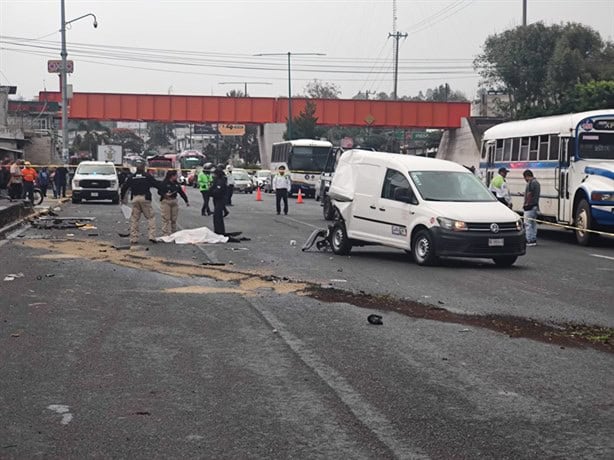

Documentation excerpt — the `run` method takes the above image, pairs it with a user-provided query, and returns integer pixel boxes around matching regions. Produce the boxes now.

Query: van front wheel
[412,229,438,266]
[330,222,352,255]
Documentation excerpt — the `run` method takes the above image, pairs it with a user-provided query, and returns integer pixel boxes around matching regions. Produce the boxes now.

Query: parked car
[71,161,120,204]
[253,169,272,192]
[328,150,526,267]
[231,168,254,193]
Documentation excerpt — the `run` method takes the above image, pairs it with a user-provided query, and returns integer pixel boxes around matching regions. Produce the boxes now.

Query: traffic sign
[411,131,429,141]
[47,60,74,74]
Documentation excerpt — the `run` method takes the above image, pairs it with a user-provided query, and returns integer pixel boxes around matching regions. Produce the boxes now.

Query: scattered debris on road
[31,216,96,230]
[367,314,383,325]
[304,286,614,353]
[302,227,331,252]
[3,273,24,281]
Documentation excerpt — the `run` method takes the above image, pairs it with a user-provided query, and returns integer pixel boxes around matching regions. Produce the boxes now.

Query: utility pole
[59,1,97,162]
[388,1,407,100]
[388,32,408,100]
[60,0,68,162]
[254,52,325,140]
[522,0,527,26]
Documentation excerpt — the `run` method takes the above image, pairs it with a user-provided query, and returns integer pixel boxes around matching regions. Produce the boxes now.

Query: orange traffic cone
[255,186,263,201]
[297,189,304,204]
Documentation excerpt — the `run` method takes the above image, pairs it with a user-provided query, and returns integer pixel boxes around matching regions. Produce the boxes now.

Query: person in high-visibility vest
[198,163,213,216]
[488,167,512,207]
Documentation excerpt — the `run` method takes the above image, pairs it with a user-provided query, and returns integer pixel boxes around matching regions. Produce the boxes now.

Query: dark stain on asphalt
[304,286,614,354]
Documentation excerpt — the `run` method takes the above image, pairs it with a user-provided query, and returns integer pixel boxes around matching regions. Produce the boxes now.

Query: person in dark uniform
[120,163,161,244]
[210,166,228,235]
[158,170,189,236]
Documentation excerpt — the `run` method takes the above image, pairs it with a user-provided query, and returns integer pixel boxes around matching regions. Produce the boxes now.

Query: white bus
[270,139,333,197]
[480,109,614,245]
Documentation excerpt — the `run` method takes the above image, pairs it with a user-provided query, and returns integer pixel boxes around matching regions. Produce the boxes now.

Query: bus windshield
[180,157,204,168]
[288,146,331,171]
[578,133,614,160]
[410,171,495,202]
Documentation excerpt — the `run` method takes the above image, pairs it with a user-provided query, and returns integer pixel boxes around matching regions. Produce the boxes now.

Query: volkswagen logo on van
[490,223,500,234]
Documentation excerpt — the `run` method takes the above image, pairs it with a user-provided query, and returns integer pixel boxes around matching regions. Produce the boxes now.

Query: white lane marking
[590,254,614,261]
[47,404,73,425]
[252,304,429,459]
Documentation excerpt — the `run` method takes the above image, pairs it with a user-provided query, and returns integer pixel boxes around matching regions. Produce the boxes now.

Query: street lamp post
[254,52,325,140]
[60,0,97,161]
[218,81,272,97]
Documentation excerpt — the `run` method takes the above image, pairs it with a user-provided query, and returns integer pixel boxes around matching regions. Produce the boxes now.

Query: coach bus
[146,154,173,179]
[176,150,206,174]
[480,109,614,245]
[270,139,333,197]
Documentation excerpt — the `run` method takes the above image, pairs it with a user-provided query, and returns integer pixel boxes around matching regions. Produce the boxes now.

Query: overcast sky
[1,0,613,102]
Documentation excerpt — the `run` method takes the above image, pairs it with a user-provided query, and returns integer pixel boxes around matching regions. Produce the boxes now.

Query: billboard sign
[218,124,245,136]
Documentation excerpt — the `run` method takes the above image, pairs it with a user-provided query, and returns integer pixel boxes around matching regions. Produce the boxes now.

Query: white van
[328,150,526,266]
[72,161,120,204]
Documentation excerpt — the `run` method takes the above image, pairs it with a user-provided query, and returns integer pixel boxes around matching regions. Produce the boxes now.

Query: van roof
[341,149,467,172]
[77,161,116,165]
[272,139,333,148]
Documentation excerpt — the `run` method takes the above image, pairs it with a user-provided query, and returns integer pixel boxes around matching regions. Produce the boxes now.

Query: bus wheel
[574,199,594,246]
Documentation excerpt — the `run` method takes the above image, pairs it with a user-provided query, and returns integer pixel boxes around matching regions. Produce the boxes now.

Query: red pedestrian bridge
[39,91,470,129]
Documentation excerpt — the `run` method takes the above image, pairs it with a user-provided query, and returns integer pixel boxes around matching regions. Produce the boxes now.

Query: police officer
[210,165,228,235]
[489,167,512,207]
[120,162,161,244]
[158,169,189,236]
[225,165,235,206]
[272,165,292,215]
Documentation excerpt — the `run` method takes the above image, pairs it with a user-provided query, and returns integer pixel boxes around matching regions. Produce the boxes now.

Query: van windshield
[77,164,116,175]
[409,171,495,202]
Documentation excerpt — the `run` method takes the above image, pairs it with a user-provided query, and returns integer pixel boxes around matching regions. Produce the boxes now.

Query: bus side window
[511,138,520,161]
[529,136,539,161]
[549,135,559,161]
[495,139,504,161]
[519,137,529,160]
[538,135,549,160]
[503,139,513,161]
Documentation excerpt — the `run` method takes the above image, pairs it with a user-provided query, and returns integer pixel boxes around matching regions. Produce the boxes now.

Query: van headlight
[516,219,523,231]
[72,180,79,188]
[110,180,117,188]
[437,217,468,231]
[591,192,613,201]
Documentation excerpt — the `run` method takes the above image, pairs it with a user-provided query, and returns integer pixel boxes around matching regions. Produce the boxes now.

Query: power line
[409,1,476,35]
[1,47,478,83]
[0,40,475,74]
[0,34,474,65]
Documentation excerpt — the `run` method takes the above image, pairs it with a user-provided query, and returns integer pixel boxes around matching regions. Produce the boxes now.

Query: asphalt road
[177,188,614,327]
[0,191,612,458]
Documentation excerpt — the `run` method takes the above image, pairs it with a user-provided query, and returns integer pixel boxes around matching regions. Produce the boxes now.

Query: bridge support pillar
[257,123,286,169]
